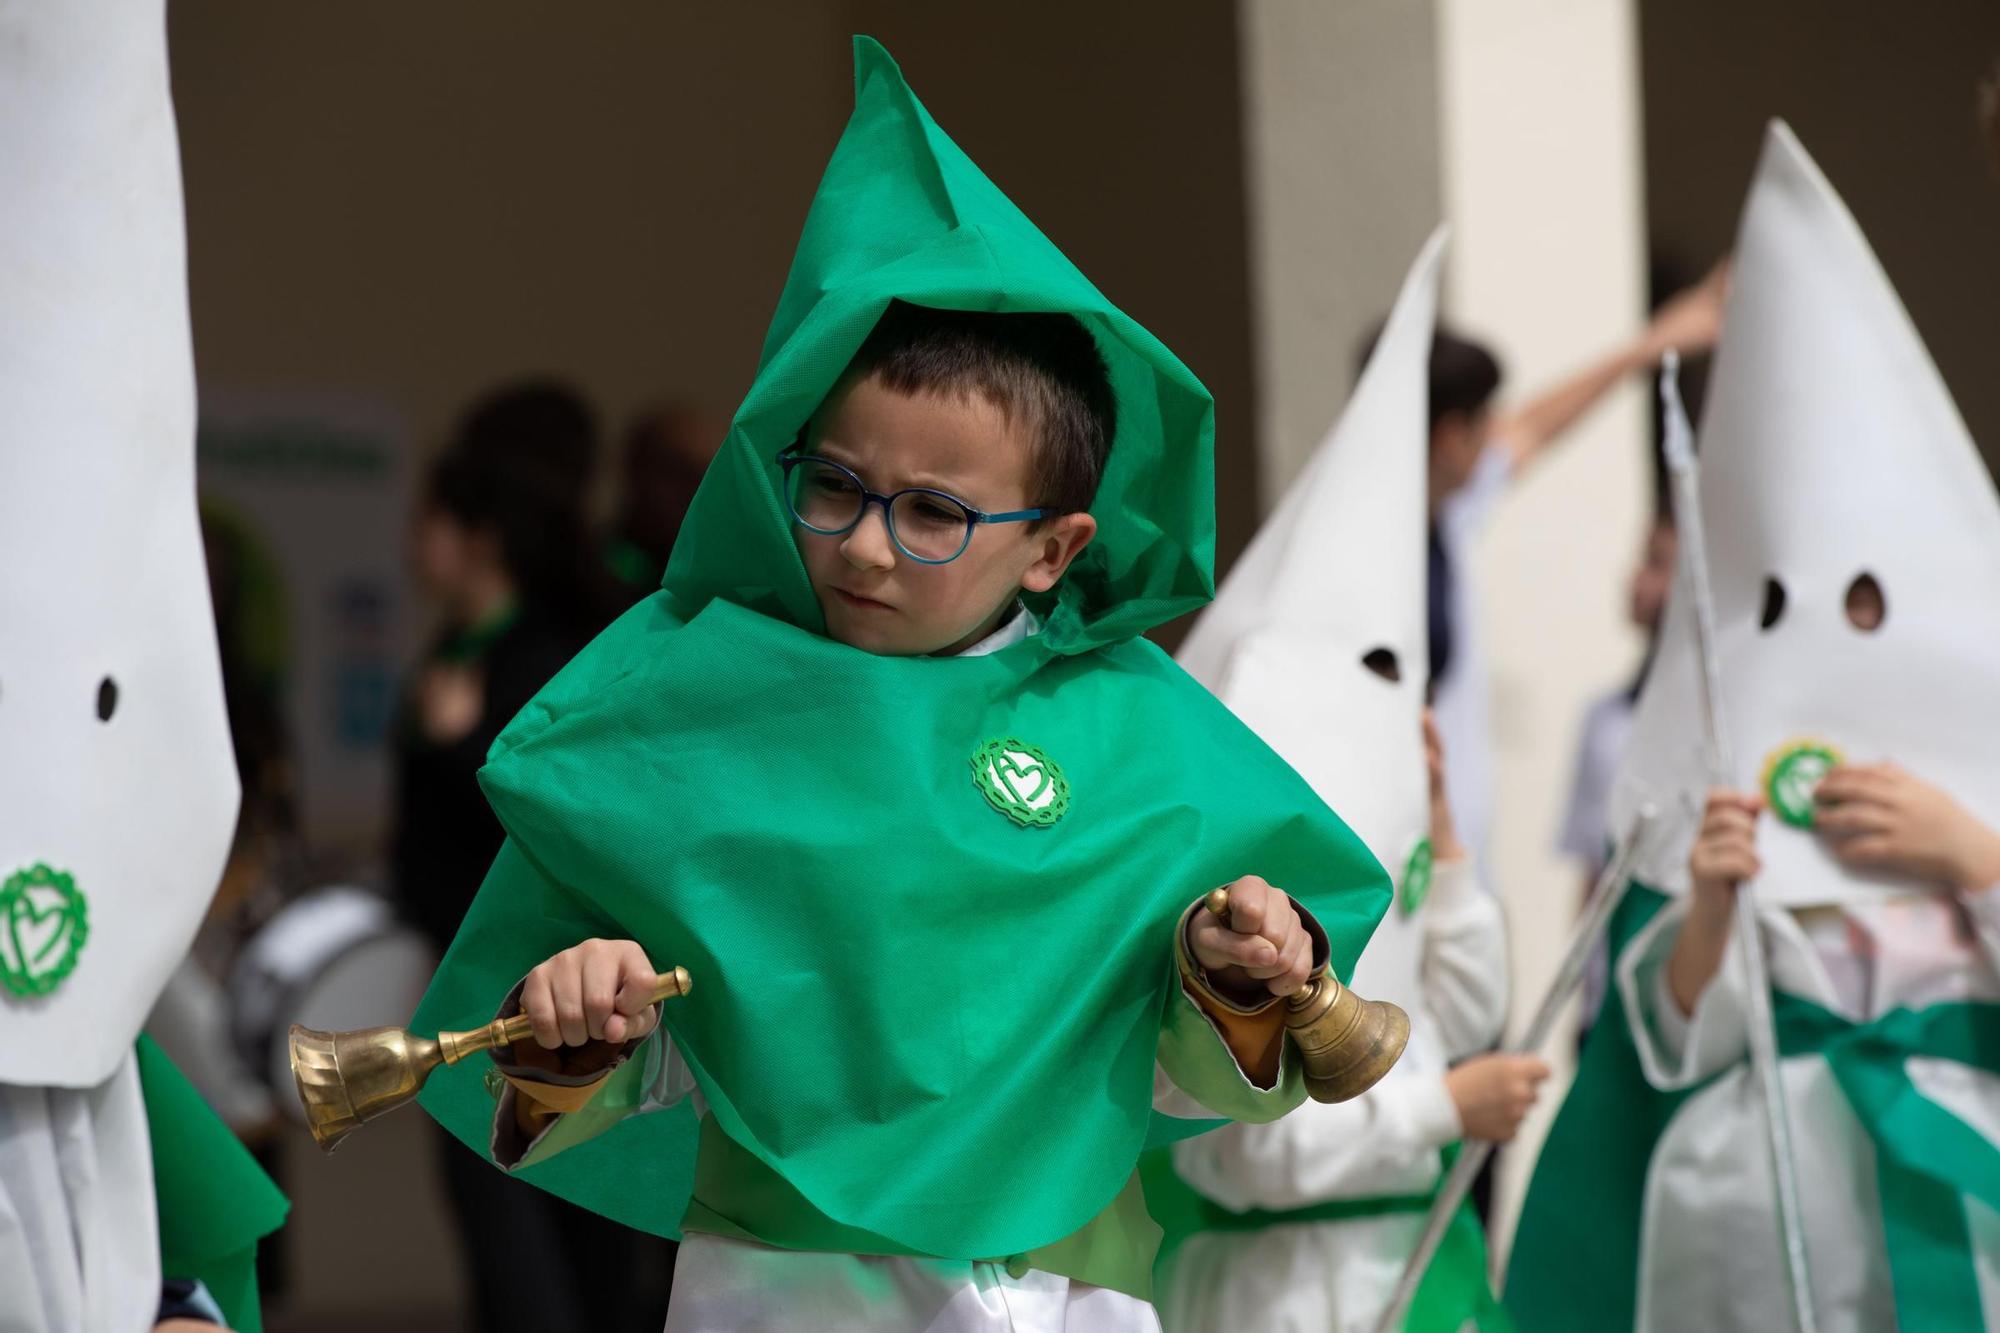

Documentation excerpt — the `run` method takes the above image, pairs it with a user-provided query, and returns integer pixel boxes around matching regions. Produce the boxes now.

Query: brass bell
[289,965,692,1152]
[1204,889,1409,1104]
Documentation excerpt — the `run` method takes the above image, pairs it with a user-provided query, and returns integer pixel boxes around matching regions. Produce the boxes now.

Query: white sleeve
[1440,443,1513,540]
[1616,896,1823,1091]
[1958,887,2000,976]
[1420,858,1509,1060]
[1170,1068,1462,1211]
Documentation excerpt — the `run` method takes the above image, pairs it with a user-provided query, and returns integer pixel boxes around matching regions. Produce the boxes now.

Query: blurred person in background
[605,401,722,599]
[1555,258,1719,1038]
[1418,262,1728,874]
[393,381,668,1333]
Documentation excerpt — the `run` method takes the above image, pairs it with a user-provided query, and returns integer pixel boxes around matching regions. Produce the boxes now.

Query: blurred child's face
[1427,408,1489,512]
[794,374,1096,656]
[411,505,477,604]
[1629,520,1678,632]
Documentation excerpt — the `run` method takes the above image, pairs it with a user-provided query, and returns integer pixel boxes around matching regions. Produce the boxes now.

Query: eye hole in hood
[1361,647,1402,684]
[1844,571,1886,632]
[1759,577,1787,631]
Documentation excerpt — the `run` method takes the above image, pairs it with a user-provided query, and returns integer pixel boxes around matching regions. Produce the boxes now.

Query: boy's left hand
[1187,875,1315,1001]
[1815,762,2000,894]
[1424,709,1467,863]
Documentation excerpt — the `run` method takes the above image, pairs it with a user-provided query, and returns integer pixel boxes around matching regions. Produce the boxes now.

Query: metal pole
[1659,352,1818,1333]
[1371,808,1659,1333]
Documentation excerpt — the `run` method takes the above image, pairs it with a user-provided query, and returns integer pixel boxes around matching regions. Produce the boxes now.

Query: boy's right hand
[1666,788,1763,1015]
[1444,1053,1551,1143]
[1689,788,1764,917]
[521,938,663,1049]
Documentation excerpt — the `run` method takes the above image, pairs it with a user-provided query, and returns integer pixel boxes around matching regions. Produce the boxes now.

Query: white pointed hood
[1614,122,2000,907]
[1179,229,1444,997]
[0,0,240,1084]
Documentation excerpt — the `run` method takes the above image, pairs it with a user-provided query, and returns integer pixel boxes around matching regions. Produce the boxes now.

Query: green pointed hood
[664,36,1216,653]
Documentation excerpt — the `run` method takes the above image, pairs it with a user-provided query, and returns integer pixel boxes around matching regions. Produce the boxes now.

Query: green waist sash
[1140,1144,1510,1332]
[1774,992,2000,1330]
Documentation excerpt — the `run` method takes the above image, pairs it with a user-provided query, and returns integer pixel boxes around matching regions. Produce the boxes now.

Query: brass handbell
[1204,889,1408,1103]
[289,966,693,1152]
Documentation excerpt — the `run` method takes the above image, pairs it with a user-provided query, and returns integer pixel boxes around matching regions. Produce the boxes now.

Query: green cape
[138,1035,289,1333]
[1506,887,2000,1330]
[415,35,1390,1262]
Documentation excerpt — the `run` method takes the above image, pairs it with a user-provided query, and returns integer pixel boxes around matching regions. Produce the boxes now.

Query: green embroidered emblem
[0,863,89,998]
[1764,739,1843,829]
[1398,836,1434,918]
[970,738,1070,828]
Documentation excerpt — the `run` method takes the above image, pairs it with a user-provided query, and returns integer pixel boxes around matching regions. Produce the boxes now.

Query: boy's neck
[934,598,1026,657]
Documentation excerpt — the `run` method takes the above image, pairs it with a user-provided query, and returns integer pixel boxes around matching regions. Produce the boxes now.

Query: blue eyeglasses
[777,449,1045,565]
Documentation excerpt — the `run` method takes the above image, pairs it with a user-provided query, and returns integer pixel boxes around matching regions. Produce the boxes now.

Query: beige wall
[1236,0,1445,500]
[171,0,1258,595]
[1434,0,1652,1264]
[170,5,849,462]
[1640,0,2000,465]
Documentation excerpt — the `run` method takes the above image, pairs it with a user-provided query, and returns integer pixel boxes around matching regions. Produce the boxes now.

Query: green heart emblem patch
[0,863,89,998]
[1398,836,1435,918]
[1763,738,1843,830]
[970,738,1070,828]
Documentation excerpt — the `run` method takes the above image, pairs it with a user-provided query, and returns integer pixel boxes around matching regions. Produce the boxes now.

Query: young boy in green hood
[413,37,1394,1333]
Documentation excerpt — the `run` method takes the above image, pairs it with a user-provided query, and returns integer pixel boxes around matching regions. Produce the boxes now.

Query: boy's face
[795,374,1097,656]
[1426,408,1489,513]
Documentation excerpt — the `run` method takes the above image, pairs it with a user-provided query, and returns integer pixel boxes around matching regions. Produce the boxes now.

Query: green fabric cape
[138,1035,289,1333]
[1506,886,2000,1330]
[414,35,1390,1262]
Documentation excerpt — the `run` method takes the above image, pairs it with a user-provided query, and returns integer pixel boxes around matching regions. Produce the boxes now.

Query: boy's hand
[1444,1053,1551,1142]
[1423,709,1466,863]
[1640,258,1730,361]
[1689,788,1763,917]
[1668,788,1761,1015]
[521,939,662,1049]
[1815,762,2000,894]
[1188,875,1315,1001]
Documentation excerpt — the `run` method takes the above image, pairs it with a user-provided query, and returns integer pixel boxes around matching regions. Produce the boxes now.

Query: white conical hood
[1179,228,1444,998]
[0,0,241,1084]
[1614,122,2000,907]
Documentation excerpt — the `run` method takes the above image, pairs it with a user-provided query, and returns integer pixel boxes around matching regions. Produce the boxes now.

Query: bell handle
[436,964,693,1065]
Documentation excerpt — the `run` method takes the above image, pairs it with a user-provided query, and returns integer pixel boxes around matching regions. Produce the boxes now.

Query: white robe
[662,1067,1235,1333]
[0,1052,159,1333]
[1159,859,1507,1333]
[1620,889,2000,1333]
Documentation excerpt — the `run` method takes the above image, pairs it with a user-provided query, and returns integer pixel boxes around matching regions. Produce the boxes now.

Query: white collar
[955,604,1038,658]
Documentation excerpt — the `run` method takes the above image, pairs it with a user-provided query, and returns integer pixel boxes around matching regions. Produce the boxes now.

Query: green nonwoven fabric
[138,1035,289,1333]
[415,35,1390,1263]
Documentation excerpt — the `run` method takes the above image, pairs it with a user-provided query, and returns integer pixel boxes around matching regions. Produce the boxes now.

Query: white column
[1432,0,1650,1265]
[1237,0,1445,502]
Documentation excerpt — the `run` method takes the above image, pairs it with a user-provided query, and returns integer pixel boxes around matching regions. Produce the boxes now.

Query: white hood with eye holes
[1178,229,1444,999]
[0,0,240,1086]
[1613,121,2000,908]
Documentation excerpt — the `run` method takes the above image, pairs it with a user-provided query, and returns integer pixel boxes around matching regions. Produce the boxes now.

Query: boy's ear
[1020,512,1097,594]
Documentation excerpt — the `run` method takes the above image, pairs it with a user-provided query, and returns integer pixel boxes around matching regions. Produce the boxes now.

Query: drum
[228,885,436,1121]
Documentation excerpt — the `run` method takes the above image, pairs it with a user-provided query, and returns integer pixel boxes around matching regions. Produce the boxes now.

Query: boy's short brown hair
[846,301,1116,518]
